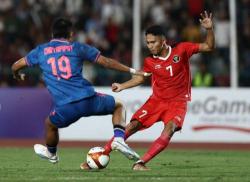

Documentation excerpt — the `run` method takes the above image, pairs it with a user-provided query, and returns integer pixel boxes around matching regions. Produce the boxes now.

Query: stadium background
[1,0,250,152]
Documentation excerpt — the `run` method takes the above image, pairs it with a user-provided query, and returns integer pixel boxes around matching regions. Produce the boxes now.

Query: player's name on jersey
[44,45,73,55]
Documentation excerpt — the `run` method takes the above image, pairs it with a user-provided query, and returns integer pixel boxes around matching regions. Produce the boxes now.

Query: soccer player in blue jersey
[12,18,149,166]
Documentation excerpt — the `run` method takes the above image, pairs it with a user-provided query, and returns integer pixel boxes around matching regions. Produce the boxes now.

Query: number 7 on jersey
[166,65,173,76]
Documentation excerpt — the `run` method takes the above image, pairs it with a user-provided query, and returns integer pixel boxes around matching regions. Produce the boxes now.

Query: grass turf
[0,147,249,182]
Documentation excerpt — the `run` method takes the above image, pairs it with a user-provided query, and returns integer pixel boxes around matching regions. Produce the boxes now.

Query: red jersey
[143,42,199,101]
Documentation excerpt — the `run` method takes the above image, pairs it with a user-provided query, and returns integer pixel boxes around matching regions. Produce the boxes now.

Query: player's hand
[112,83,123,92]
[134,70,152,77]
[13,72,25,81]
[130,68,151,77]
[199,11,213,30]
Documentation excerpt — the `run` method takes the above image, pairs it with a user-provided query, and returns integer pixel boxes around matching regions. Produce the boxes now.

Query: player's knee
[114,97,125,109]
[127,120,141,133]
[164,121,177,137]
[45,117,57,130]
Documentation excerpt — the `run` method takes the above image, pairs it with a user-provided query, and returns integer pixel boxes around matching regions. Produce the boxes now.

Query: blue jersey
[25,39,100,106]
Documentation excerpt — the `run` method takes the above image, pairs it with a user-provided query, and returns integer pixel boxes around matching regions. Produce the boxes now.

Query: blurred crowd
[0,0,133,87]
[0,0,249,87]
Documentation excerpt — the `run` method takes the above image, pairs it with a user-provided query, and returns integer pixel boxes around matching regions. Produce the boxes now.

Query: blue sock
[114,125,125,138]
[47,145,57,154]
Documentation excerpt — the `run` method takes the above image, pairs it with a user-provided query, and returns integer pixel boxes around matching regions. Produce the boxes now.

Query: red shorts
[131,97,187,129]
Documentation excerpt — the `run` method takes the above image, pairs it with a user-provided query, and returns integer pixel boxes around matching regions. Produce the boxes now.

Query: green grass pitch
[0,147,250,182]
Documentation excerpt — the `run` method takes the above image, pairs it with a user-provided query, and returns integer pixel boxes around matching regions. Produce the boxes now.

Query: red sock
[103,137,114,154]
[141,135,170,163]
[104,131,131,154]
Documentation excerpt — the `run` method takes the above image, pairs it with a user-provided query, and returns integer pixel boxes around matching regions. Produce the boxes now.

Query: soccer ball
[86,147,110,169]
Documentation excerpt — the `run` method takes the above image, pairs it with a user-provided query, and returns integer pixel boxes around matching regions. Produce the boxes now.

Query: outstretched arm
[96,55,151,77]
[11,58,28,80]
[199,11,215,52]
[112,75,146,92]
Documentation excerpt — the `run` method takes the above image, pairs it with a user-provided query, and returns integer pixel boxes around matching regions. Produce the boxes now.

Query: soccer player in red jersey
[81,11,214,170]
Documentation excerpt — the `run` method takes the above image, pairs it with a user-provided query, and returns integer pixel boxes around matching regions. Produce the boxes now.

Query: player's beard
[154,43,165,56]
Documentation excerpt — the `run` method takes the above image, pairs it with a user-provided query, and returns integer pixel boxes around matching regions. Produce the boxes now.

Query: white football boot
[111,137,140,161]
[34,144,59,164]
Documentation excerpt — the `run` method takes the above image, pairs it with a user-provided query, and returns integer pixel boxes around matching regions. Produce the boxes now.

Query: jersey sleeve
[143,58,152,72]
[25,46,40,66]
[78,43,101,63]
[181,42,200,58]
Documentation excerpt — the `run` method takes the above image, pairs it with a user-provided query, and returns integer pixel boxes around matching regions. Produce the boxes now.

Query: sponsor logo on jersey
[174,116,182,122]
[154,64,162,69]
[173,55,180,63]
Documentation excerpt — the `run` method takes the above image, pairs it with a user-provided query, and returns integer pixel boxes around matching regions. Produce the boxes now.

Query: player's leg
[133,101,187,170]
[133,121,177,170]
[34,117,59,163]
[111,98,127,138]
[104,119,143,154]
[80,94,139,170]
[80,119,143,170]
[109,98,140,161]
[140,120,177,163]
[34,100,83,163]
[45,117,59,148]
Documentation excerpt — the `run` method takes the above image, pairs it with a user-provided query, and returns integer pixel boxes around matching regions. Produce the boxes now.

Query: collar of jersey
[50,39,70,43]
[153,46,172,61]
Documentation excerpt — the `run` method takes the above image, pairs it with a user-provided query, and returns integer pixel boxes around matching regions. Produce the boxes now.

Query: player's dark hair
[52,18,73,39]
[145,25,166,37]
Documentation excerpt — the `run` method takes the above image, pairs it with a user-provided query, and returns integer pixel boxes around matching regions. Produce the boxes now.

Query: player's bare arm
[96,55,151,77]
[112,75,146,92]
[199,11,215,52]
[11,57,28,80]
